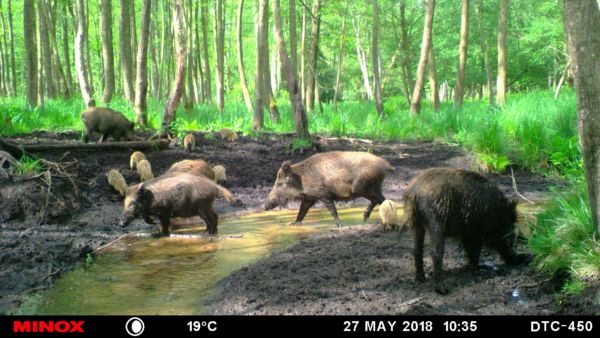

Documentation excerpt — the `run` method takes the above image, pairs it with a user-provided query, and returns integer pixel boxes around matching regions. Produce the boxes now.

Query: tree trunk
[100,0,114,103]
[134,0,152,127]
[130,0,137,79]
[200,0,212,103]
[300,6,306,100]
[83,0,94,95]
[332,1,349,112]
[236,0,253,112]
[372,0,383,117]
[496,0,508,105]
[354,18,373,101]
[193,1,204,102]
[289,0,297,74]
[563,0,600,233]
[260,5,280,124]
[399,1,413,104]
[38,0,56,98]
[0,1,9,96]
[40,0,69,98]
[453,0,469,110]
[253,0,268,130]
[428,46,440,112]
[160,0,186,138]
[475,0,494,105]
[410,0,435,116]
[272,0,309,138]
[7,0,15,96]
[119,0,134,103]
[74,0,94,106]
[213,0,225,112]
[304,0,320,112]
[35,0,44,105]
[62,0,73,96]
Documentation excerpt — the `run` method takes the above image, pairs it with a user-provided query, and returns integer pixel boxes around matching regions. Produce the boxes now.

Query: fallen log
[0,138,170,154]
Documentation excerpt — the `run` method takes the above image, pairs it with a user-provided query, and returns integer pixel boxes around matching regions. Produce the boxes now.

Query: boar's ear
[281,161,293,174]
[137,187,154,205]
[130,121,135,130]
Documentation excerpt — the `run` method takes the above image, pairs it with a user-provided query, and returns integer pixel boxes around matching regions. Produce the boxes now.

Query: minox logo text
[13,321,85,333]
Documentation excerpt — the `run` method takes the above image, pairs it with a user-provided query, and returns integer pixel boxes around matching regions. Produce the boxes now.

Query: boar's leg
[413,222,426,283]
[431,223,449,295]
[201,209,219,235]
[290,199,316,225]
[158,213,170,237]
[362,184,386,221]
[463,236,483,272]
[323,199,342,228]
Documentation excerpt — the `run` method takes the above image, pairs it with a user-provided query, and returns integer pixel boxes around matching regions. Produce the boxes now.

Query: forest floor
[1,131,597,315]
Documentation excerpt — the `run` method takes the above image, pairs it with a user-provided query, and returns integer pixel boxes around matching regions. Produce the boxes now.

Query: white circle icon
[125,317,145,336]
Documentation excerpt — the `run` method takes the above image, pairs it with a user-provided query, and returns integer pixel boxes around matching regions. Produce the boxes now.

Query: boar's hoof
[415,274,426,284]
[435,284,450,295]
[287,221,302,226]
[152,232,170,238]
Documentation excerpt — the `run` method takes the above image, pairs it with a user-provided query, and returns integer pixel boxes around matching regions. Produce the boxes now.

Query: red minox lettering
[12,320,85,333]
[55,321,69,333]
[13,321,31,333]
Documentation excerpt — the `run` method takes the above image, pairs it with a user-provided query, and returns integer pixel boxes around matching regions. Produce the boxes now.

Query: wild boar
[379,199,398,231]
[129,151,146,170]
[81,107,134,143]
[212,165,226,183]
[168,159,215,181]
[119,173,221,235]
[264,151,393,228]
[184,133,196,152]
[106,169,127,196]
[403,168,523,294]
[220,128,238,142]
[136,159,154,181]
[168,160,236,203]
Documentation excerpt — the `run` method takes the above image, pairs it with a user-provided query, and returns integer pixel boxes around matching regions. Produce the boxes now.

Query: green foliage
[528,184,600,289]
[84,253,94,269]
[15,155,41,176]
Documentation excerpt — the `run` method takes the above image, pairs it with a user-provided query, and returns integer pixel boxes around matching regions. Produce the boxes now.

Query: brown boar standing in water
[264,151,393,228]
[81,107,135,143]
[119,173,221,236]
[403,168,523,294]
[129,151,146,170]
[183,133,196,152]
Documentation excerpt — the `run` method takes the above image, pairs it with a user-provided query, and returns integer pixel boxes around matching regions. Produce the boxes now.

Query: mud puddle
[12,207,372,315]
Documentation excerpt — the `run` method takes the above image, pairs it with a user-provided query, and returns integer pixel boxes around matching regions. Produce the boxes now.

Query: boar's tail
[217,184,236,204]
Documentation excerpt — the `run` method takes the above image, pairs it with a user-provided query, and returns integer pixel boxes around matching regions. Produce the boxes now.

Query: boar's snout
[119,214,133,227]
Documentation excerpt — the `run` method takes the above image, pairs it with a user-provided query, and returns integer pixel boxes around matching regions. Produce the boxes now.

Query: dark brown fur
[265,151,393,227]
[119,173,219,235]
[403,168,521,294]
[80,107,135,143]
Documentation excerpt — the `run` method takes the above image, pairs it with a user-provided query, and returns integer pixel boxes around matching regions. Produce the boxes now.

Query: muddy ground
[1,131,596,315]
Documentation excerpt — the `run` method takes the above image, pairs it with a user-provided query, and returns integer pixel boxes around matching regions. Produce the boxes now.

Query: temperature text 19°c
[187,321,217,332]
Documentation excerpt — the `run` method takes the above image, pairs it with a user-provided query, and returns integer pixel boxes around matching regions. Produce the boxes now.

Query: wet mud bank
[0,132,575,314]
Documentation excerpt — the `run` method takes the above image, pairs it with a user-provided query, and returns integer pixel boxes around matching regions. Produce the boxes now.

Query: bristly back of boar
[265,151,393,227]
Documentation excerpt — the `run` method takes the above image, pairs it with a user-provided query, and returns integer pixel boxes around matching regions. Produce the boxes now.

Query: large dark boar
[403,168,523,294]
[119,173,220,235]
[81,107,135,143]
[264,151,393,227]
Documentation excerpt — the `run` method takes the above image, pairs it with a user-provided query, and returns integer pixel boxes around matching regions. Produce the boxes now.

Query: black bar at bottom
[1,316,598,337]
